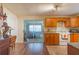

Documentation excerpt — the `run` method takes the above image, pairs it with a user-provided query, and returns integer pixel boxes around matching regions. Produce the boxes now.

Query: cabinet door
[65,18,71,27]
[50,33,59,45]
[44,33,59,45]
[53,33,59,45]
[44,33,51,45]
[70,17,79,27]
[76,17,79,27]
[70,34,74,42]
[45,18,57,27]
[70,33,79,42]
[50,34,54,45]
[58,18,70,27]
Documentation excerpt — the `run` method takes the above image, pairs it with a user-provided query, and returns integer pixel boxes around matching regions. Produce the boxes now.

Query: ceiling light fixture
[53,3,63,11]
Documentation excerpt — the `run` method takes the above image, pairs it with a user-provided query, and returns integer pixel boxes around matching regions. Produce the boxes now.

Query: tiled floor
[46,45,67,55]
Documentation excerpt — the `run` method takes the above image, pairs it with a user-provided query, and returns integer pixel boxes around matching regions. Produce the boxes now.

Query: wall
[17,16,71,43]
[17,18,24,42]
[17,16,44,42]
[3,7,19,43]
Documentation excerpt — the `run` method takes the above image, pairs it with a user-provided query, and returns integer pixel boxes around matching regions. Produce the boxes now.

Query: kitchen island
[68,43,79,55]
[0,38,10,55]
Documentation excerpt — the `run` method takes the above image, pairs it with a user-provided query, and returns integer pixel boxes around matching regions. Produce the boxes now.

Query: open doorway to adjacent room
[24,19,44,43]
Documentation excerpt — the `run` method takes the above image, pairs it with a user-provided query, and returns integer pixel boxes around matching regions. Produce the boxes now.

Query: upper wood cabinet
[45,18,57,27]
[70,17,79,27]
[64,18,71,27]
[45,17,70,28]
[76,17,79,27]
[57,18,71,28]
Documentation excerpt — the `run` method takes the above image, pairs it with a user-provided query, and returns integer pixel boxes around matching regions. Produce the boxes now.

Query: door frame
[24,19,44,43]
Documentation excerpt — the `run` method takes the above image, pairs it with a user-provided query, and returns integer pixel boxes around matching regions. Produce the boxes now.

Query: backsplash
[45,27,79,33]
[44,27,56,33]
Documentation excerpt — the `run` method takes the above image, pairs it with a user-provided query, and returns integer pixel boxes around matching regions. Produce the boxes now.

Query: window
[29,25,42,32]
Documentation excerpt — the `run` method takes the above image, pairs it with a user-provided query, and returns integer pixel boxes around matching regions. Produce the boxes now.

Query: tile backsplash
[44,27,56,33]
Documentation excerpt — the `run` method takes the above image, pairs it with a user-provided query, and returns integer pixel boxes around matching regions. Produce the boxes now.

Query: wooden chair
[9,36,16,49]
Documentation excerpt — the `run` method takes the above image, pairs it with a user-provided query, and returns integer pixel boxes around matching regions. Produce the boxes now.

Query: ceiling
[2,3,79,16]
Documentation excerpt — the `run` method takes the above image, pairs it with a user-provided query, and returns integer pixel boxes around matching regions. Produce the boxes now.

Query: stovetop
[69,28,79,33]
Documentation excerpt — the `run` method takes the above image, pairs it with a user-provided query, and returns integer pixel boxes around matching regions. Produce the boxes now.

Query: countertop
[44,32,59,33]
[68,43,79,49]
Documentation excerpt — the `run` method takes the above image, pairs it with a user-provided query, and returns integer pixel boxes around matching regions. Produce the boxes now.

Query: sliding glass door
[24,20,44,43]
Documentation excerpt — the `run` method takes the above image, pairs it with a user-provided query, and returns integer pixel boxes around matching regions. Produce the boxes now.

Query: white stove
[56,27,70,45]
[56,22,70,45]
[59,33,70,45]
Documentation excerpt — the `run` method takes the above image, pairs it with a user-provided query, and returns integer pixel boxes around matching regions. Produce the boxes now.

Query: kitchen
[44,17,79,54]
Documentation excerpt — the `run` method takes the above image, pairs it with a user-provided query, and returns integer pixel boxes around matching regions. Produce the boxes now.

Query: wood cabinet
[0,38,10,55]
[44,34,51,45]
[57,17,71,27]
[64,18,71,27]
[76,17,79,27]
[70,17,79,27]
[44,33,59,45]
[45,17,70,28]
[53,34,59,45]
[45,18,57,27]
[68,45,79,55]
[70,33,79,42]
[45,17,79,28]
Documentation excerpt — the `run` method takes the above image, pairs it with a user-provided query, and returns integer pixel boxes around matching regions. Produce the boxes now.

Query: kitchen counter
[68,43,79,49]
[68,43,79,55]
[44,32,58,33]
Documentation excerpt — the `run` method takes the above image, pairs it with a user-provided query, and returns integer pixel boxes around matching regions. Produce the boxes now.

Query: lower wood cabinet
[0,38,10,55]
[68,45,79,55]
[70,33,79,42]
[44,33,59,45]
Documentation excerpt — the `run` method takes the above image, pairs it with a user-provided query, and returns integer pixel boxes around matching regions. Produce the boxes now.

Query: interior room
[0,3,79,55]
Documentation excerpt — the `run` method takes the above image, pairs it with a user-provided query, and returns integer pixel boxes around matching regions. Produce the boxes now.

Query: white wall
[17,16,44,42]
[17,18,24,42]
[3,7,44,43]
[3,7,19,43]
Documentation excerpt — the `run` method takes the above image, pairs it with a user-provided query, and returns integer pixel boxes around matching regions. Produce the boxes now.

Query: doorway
[24,20,44,43]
